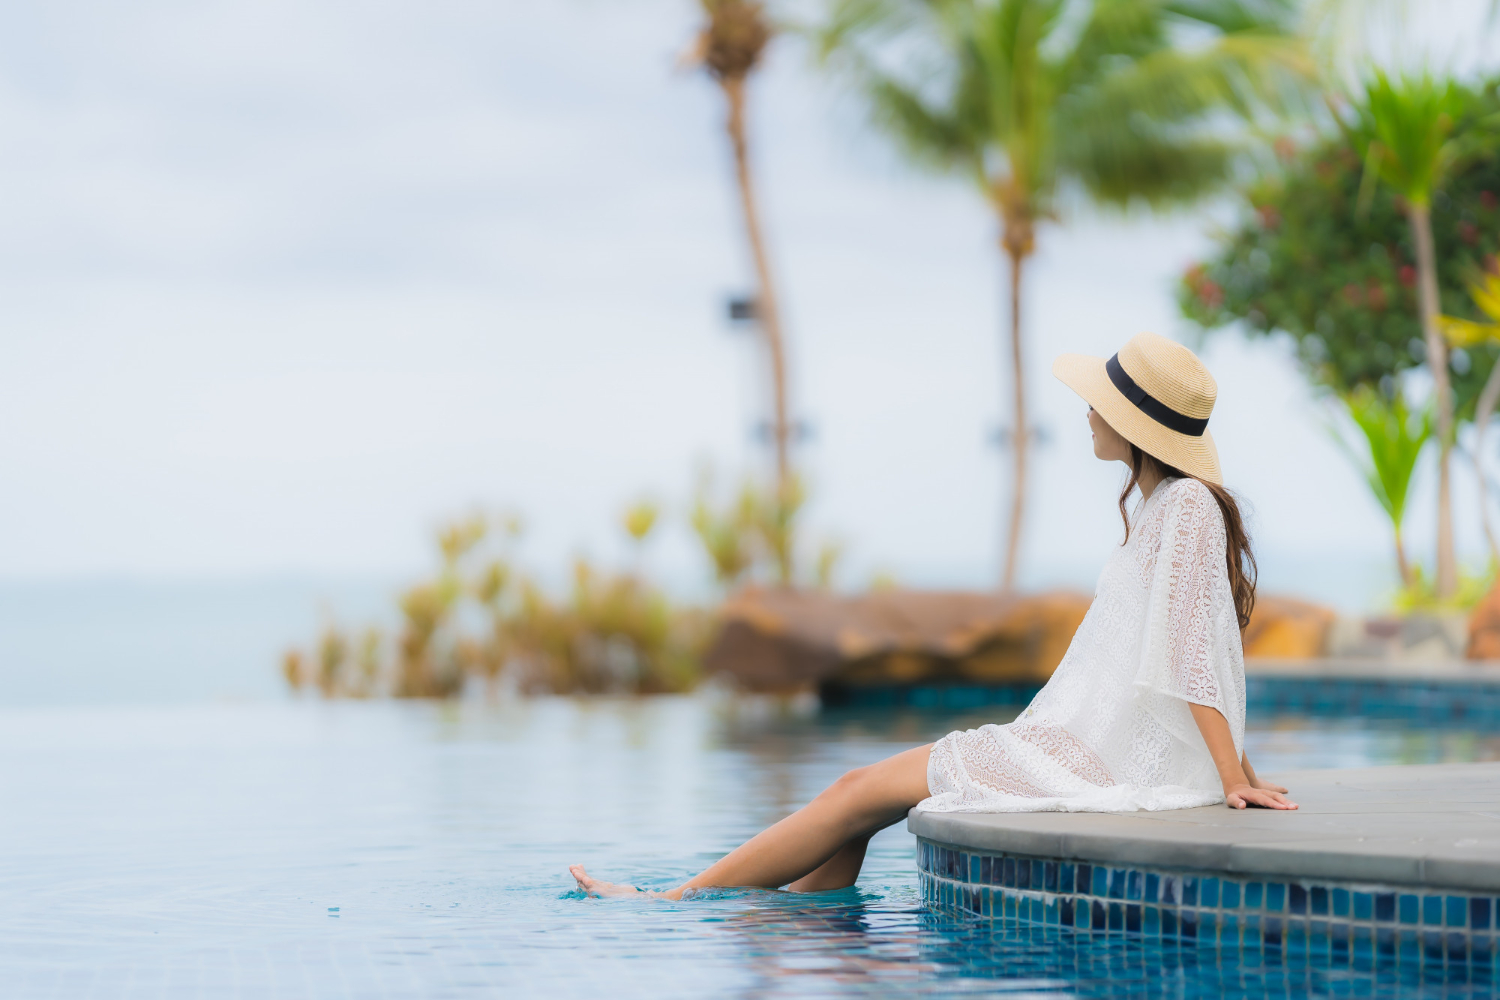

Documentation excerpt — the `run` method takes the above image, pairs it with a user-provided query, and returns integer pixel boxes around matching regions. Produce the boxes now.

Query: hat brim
[1052,353,1222,485]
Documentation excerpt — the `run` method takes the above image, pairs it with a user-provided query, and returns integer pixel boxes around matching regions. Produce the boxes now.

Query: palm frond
[1163,0,1301,35]
[866,72,985,173]
[1439,316,1500,348]
[1348,70,1468,206]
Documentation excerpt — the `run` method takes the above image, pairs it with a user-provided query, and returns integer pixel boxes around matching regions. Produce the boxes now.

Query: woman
[572,332,1296,900]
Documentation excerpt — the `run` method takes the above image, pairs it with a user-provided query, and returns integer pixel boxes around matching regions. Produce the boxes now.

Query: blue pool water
[2,695,1498,999]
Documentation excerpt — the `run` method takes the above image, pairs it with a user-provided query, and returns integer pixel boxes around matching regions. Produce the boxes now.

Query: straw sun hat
[1052,332,1222,486]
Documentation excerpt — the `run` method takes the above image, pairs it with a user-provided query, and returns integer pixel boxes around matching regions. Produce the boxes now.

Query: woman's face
[1087,407,1132,464]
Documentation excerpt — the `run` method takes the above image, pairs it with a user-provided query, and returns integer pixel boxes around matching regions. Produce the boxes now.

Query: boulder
[703,587,1093,692]
[1469,581,1500,659]
[1241,595,1336,659]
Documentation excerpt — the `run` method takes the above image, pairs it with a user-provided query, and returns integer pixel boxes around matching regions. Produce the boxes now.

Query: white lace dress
[919,477,1246,813]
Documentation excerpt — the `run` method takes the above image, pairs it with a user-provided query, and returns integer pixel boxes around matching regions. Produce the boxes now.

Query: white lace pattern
[919,477,1246,813]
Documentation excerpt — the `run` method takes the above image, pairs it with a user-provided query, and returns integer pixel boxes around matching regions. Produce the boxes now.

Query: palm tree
[1440,266,1500,566]
[686,0,795,503]
[1331,386,1431,589]
[820,0,1309,591]
[1347,71,1474,598]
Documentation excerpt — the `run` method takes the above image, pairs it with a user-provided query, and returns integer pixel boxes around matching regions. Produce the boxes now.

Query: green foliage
[284,509,709,699]
[1333,387,1430,527]
[1178,126,1500,403]
[622,500,660,545]
[1390,562,1496,613]
[820,0,1312,221]
[690,478,760,587]
[1348,71,1476,211]
[689,470,841,589]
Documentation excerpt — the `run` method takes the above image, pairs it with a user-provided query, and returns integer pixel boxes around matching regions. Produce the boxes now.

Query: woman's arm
[1187,704,1297,810]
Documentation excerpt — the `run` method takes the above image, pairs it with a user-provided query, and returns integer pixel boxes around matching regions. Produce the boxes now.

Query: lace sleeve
[1135,479,1233,714]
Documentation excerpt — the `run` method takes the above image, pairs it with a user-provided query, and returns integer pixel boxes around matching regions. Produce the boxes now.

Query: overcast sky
[0,0,1494,611]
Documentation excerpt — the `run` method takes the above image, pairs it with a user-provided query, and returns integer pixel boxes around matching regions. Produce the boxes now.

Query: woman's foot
[569,864,649,898]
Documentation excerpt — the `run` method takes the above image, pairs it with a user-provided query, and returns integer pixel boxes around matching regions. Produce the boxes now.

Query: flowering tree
[1179,118,1500,596]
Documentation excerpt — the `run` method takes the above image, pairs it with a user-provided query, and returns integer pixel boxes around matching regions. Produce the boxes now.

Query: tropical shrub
[1178,106,1500,404]
[283,509,710,698]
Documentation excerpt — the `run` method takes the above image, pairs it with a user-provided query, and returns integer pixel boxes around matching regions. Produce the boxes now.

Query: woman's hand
[1224,783,1298,810]
[1249,775,1289,794]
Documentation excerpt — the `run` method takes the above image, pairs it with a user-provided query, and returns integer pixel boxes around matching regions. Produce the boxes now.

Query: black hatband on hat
[1105,354,1209,437]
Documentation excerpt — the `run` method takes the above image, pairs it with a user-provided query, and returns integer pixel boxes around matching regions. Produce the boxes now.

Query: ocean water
[2,694,1498,999]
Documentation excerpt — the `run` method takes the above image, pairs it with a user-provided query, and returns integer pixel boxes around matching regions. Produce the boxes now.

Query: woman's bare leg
[571,743,931,900]
[787,834,871,893]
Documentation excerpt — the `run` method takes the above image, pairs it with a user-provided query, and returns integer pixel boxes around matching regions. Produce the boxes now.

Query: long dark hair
[1118,444,1257,631]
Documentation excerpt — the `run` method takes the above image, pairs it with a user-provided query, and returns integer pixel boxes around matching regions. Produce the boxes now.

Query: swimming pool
[1,695,1494,998]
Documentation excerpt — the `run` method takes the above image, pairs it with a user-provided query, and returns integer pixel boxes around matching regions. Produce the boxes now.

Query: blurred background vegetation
[287,0,1500,697]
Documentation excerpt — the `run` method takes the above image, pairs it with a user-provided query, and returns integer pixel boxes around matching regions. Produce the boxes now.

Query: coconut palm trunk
[997,192,1036,593]
[721,75,792,498]
[1000,244,1029,592]
[1393,525,1414,590]
[1407,201,1458,597]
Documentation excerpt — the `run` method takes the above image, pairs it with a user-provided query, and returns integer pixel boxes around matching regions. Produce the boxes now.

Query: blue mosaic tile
[1400,894,1419,924]
[1423,895,1442,926]
[1287,919,1306,950]
[916,837,1500,968]
[1448,895,1467,928]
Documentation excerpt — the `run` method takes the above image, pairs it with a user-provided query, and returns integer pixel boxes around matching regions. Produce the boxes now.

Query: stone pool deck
[910,762,1500,964]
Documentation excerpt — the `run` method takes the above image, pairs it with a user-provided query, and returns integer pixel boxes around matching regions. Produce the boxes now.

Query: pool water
[2,694,1497,999]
